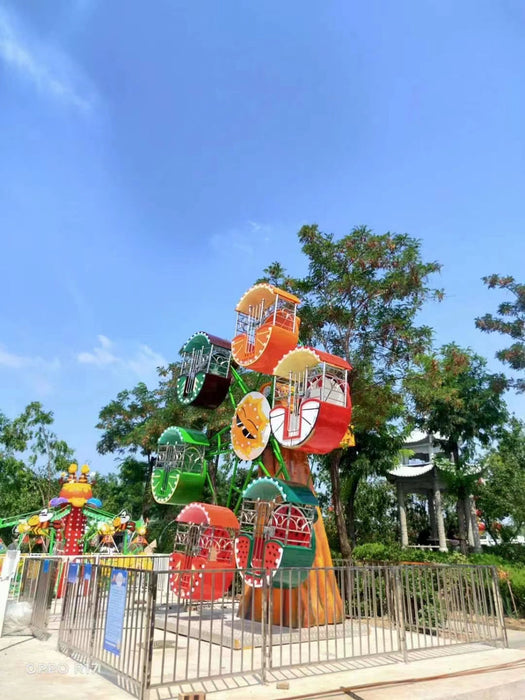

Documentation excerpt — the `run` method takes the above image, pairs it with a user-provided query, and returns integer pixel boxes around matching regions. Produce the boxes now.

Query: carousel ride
[154,283,353,614]
[0,464,148,556]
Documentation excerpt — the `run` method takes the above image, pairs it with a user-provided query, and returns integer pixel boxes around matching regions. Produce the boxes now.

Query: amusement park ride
[152,283,353,622]
[0,463,149,557]
[0,283,352,626]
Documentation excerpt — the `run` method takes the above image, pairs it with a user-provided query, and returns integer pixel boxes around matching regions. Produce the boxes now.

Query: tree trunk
[142,454,155,515]
[329,449,353,559]
[344,474,360,549]
[239,446,344,627]
[456,496,469,555]
[207,454,219,504]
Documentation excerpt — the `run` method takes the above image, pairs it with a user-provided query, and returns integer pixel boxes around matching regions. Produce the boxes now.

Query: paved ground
[0,633,131,699]
[1,630,524,700]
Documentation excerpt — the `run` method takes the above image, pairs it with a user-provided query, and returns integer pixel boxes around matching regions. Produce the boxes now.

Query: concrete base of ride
[154,601,368,649]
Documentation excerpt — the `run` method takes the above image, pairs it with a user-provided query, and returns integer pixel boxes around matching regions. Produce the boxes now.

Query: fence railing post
[393,566,408,662]
[268,574,274,671]
[88,564,101,667]
[261,573,270,683]
[490,566,508,648]
[140,569,157,700]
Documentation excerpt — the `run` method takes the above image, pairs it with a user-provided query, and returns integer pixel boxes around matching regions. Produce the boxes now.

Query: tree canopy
[475,274,525,392]
[262,224,443,556]
[476,418,525,542]
[404,343,508,552]
[0,402,74,518]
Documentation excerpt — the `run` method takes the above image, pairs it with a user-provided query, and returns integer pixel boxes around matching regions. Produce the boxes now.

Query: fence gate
[30,557,60,640]
[58,561,156,699]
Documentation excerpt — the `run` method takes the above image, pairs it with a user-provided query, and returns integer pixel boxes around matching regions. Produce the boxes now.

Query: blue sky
[1,0,524,474]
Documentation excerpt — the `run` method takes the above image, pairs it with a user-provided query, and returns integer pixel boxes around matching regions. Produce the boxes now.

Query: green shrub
[488,544,525,565]
[351,542,525,620]
[499,566,525,618]
[351,542,403,562]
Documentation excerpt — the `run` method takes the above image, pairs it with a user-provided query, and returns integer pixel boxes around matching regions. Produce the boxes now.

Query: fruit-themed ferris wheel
[152,282,352,599]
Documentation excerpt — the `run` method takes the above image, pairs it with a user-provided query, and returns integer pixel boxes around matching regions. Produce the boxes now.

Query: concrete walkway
[1,630,524,700]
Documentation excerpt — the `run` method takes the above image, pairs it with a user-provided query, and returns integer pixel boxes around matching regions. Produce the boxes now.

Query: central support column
[397,481,409,548]
[239,447,344,627]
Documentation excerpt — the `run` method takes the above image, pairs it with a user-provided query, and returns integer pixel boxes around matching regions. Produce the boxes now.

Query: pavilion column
[397,481,409,548]
[465,496,475,548]
[428,489,438,542]
[433,470,447,552]
[467,495,482,553]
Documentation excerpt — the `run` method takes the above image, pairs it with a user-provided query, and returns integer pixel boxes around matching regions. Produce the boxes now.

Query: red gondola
[169,502,240,601]
[269,347,352,454]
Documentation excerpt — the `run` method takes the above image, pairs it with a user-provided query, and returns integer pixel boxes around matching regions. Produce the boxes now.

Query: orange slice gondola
[269,347,352,454]
[231,283,301,375]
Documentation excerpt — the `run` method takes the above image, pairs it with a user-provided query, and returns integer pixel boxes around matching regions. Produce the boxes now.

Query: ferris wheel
[151,283,353,599]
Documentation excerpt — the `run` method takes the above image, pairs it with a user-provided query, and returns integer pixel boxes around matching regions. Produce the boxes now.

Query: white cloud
[0,7,94,112]
[77,336,167,378]
[0,344,60,397]
[127,345,168,377]
[77,335,118,366]
[0,344,60,371]
[209,221,274,256]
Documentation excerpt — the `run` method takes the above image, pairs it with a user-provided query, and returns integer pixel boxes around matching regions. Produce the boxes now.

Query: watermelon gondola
[176,331,232,409]
[232,283,301,375]
[169,502,240,600]
[234,477,318,589]
[269,347,352,454]
[152,427,209,505]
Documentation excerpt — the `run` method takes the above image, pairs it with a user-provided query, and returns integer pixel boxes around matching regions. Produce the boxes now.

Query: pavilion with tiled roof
[387,430,449,551]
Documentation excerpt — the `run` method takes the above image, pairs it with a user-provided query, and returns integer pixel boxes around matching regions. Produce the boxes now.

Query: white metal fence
[54,560,508,699]
[2,555,507,698]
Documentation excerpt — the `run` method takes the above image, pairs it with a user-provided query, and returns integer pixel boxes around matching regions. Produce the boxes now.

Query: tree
[349,476,398,545]
[96,380,184,514]
[0,403,75,517]
[320,422,406,549]
[476,418,525,541]
[475,275,525,392]
[404,344,508,554]
[96,365,242,516]
[262,225,442,557]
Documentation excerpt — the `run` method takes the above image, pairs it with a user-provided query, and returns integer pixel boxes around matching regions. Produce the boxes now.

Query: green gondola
[235,476,318,588]
[176,332,232,409]
[151,426,209,505]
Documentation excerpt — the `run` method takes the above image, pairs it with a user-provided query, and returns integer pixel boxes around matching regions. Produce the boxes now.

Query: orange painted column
[239,447,345,627]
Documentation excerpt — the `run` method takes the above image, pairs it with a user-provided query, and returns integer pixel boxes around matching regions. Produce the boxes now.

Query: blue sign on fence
[83,563,92,581]
[103,569,128,656]
[43,560,50,573]
[67,563,79,583]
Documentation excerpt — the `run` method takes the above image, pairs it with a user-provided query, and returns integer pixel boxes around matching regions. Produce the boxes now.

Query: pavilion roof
[388,463,434,478]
